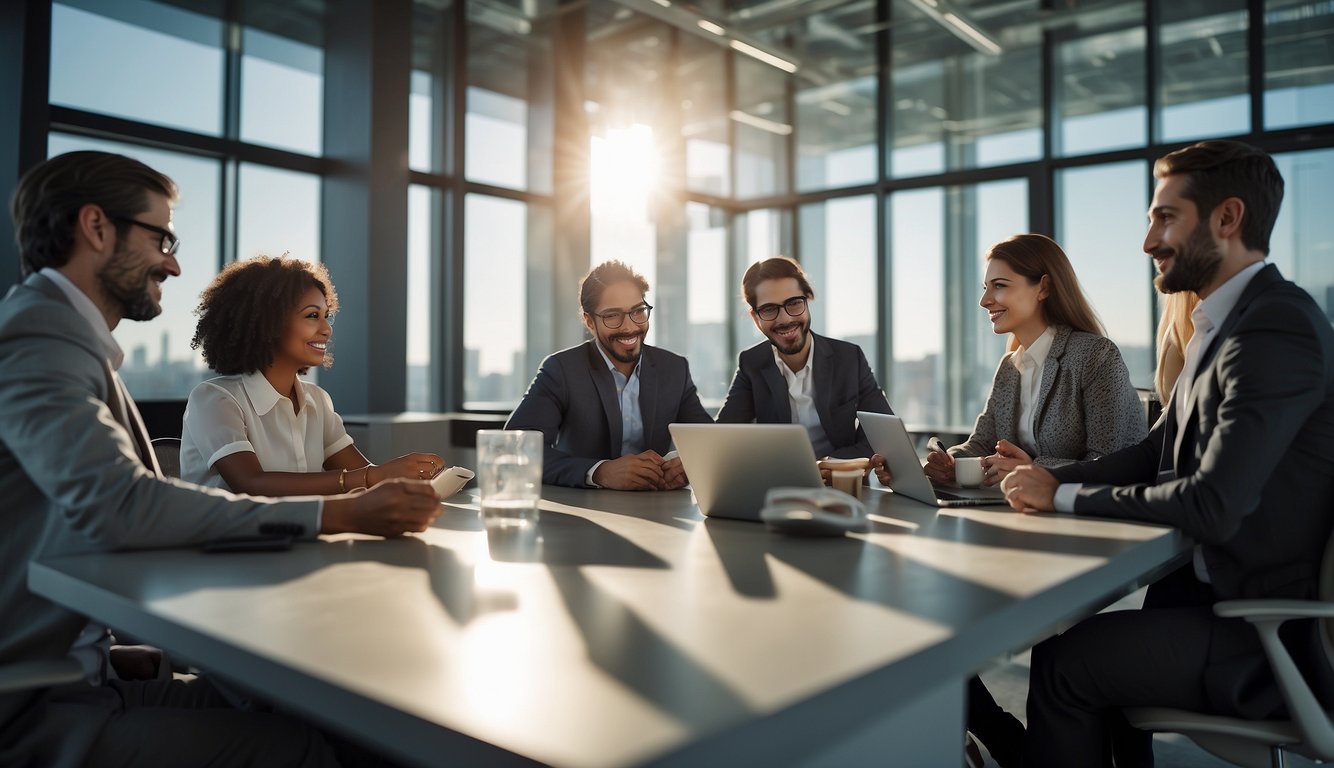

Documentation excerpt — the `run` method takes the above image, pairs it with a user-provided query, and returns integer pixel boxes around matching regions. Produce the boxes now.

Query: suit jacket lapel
[811,335,837,434]
[761,356,792,423]
[1172,264,1280,472]
[1031,326,1067,435]
[585,342,623,457]
[638,348,658,448]
[105,365,162,476]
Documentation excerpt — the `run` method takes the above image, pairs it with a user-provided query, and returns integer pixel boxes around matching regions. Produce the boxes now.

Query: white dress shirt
[585,342,646,487]
[774,336,834,458]
[1015,325,1056,455]
[1053,262,1269,570]
[180,371,355,490]
[40,268,124,369]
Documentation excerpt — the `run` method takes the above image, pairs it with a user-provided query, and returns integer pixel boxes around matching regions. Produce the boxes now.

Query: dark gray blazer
[505,341,713,487]
[715,333,892,459]
[0,273,321,767]
[1050,265,1334,713]
[953,325,1146,466]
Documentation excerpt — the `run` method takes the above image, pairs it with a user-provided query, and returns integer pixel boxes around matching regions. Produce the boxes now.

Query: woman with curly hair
[180,255,444,494]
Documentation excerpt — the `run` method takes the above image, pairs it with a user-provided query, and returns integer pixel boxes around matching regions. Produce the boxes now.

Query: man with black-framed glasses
[717,257,893,462]
[506,260,712,490]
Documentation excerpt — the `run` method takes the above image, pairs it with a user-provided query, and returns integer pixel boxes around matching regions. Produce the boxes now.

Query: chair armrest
[1214,600,1334,621]
[1212,598,1334,757]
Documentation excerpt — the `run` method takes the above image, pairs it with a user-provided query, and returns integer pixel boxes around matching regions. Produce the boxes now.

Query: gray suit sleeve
[953,356,1008,458]
[1060,336,1147,463]
[504,355,599,487]
[0,335,320,549]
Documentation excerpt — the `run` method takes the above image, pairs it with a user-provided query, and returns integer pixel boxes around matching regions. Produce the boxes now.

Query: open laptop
[669,423,824,521]
[857,411,1009,508]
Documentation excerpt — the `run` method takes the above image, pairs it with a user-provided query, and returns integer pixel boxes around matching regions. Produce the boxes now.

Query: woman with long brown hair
[883,234,1147,767]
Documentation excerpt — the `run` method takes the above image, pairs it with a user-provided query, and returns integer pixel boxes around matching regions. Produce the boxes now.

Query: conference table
[28,484,1188,767]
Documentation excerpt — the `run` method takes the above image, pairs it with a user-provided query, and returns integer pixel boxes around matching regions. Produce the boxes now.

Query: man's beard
[97,246,163,322]
[1154,220,1222,294]
[766,319,809,356]
[601,330,644,365]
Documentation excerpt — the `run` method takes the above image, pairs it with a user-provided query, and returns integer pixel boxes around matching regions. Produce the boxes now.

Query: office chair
[1125,531,1334,768]
[0,658,84,695]
[151,436,182,479]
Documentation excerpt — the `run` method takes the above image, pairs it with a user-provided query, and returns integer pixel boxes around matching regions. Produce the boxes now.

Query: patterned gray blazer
[952,324,1146,467]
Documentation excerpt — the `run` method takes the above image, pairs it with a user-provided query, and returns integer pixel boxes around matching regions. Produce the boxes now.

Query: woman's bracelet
[339,468,348,493]
[362,465,372,489]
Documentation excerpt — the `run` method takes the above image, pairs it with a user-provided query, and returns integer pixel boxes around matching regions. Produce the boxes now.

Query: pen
[927,437,946,455]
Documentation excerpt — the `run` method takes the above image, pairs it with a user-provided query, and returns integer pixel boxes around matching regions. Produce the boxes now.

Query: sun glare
[590,124,661,215]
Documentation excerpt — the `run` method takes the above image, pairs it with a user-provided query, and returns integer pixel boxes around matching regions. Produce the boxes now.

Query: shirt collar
[772,334,815,379]
[1017,325,1056,369]
[39,268,125,369]
[593,340,641,380]
[1196,261,1266,335]
[241,370,313,415]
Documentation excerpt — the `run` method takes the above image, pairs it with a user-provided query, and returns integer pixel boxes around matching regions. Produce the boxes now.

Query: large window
[28,0,1334,420]
[1265,0,1334,130]
[1272,148,1334,318]
[888,178,1029,428]
[1057,161,1153,386]
[799,197,877,364]
[1157,0,1250,142]
[50,2,225,136]
[1053,23,1147,156]
[465,0,553,192]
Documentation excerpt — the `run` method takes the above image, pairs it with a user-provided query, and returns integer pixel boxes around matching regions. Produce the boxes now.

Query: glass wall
[1265,0,1334,130]
[1056,161,1154,386]
[29,0,1334,419]
[50,1,225,136]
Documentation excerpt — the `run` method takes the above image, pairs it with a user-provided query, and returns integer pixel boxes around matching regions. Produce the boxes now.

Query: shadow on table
[546,564,755,730]
[98,536,515,628]
[701,497,1168,630]
[485,510,669,568]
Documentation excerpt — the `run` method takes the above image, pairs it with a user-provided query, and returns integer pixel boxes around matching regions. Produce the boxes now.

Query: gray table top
[29,485,1188,767]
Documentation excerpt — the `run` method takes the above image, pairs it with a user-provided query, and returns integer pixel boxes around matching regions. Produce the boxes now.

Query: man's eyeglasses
[592,303,653,329]
[754,296,808,322]
[111,216,180,256]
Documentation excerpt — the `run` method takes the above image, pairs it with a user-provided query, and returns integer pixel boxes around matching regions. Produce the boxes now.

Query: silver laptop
[669,423,824,521]
[857,411,1009,508]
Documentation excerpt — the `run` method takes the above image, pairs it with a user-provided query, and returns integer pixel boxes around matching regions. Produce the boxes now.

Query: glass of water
[476,430,542,528]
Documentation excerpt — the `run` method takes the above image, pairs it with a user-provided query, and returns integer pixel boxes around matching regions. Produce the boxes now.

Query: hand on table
[592,451,667,491]
[980,440,1032,487]
[1000,465,1059,513]
[373,452,447,485]
[661,456,688,490]
[324,478,442,536]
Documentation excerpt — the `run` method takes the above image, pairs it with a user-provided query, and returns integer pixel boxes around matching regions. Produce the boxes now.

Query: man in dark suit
[506,260,712,489]
[716,256,891,459]
[1002,140,1334,766]
[0,151,442,766]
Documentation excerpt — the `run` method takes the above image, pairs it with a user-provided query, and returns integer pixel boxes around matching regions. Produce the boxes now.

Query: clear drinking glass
[477,430,542,527]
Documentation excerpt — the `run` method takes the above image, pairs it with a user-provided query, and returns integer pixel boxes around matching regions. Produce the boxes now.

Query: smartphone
[202,535,293,553]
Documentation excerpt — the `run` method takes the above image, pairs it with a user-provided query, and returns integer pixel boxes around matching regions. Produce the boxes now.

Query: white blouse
[180,372,355,490]
[1014,325,1056,454]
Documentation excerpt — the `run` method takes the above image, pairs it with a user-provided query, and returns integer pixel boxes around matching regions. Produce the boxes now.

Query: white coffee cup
[954,457,984,487]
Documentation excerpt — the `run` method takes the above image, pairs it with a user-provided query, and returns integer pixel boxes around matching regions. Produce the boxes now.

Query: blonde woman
[1155,290,1200,403]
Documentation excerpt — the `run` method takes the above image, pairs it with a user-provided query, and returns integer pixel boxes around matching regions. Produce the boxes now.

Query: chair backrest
[151,437,182,479]
[1136,387,1163,430]
[1319,527,1334,660]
